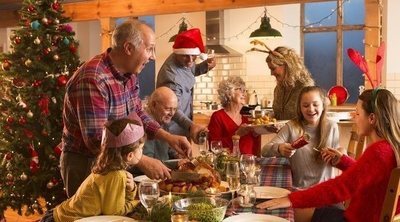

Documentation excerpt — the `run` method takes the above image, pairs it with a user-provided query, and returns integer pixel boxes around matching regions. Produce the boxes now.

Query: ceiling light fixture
[249,8,282,39]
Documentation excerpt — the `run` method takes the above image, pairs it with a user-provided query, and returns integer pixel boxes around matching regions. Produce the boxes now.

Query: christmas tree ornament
[6,116,14,124]
[47,181,54,189]
[19,117,27,125]
[34,37,41,44]
[30,20,40,30]
[5,152,13,161]
[62,37,70,45]
[13,78,26,88]
[51,1,61,11]
[41,17,49,25]
[35,0,43,5]
[54,18,60,24]
[38,95,50,115]
[27,5,36,12]
[20,173,28,181]
[51,96,57,103]
[24,129,34,138]
[43,47,51,55]
[53,54,59,61]
[57,75,68,87]
[18,100,27,108]
[69,44,77,53]
[29,145,39,173]
[6,173,13,181]
[41,129,48,136]
[1,59,11,71]
[32,80,42,87]
[25,59,32,66]
[61,65,69,75]
[27,110,34,118]
[14,36,22,44]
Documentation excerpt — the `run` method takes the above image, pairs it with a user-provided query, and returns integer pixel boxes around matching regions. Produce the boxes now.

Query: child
[261,86,341,189]
[257,88,400,222]
[41,112,145,222]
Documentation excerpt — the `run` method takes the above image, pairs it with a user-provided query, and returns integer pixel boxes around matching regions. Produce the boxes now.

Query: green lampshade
[249,15,282,39]
[169,20,188,42]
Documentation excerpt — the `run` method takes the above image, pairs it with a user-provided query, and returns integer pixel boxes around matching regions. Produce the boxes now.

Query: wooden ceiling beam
[0,0,327,27]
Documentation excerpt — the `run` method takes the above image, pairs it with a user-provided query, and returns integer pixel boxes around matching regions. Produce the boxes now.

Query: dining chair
[347,124,366,160]
[380,167,400,222]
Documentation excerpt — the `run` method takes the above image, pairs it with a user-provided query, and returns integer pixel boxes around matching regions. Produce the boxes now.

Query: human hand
[321,147,343,165]
[167,134,192,158]
[256,196,291,209]
[278,143,296,158]
[125,171,135,192]
[236,124,253,136]
[136,155,171,180]
[207,56,216,70]
[190,123,208,144]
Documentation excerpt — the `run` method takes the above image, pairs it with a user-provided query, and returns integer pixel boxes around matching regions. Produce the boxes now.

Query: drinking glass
[210,140,222,154]
[239,154,256,184]
[225,161,241,199]
[139,180,160,215]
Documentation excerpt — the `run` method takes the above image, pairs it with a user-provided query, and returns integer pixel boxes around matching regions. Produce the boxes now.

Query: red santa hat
[173,28,205,55]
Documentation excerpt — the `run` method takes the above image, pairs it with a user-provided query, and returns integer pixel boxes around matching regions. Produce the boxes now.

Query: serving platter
[223,213,289,222]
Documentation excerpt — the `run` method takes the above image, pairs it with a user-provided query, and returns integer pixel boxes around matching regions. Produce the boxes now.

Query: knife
[170,171,201,182]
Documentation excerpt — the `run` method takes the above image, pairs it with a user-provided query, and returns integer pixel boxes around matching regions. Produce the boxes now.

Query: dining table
[225,157,294,222]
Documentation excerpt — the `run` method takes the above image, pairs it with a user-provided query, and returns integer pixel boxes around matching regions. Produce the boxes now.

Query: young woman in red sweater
[257,88,400,222]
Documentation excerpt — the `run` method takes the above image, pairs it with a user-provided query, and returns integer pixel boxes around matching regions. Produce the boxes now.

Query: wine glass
[239,154,256,184]
[210,140,222,155]
[225,161,241,200]
[139,180,160,215]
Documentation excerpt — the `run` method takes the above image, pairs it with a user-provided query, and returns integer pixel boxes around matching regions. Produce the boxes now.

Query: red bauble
[32,80,42,87]
[5,152,12,160]
[69,44,77,53]
[19,116,27,125]
[43,47,51,55]
[57,75,68,87]
[41,129,48,136]
[6,116,14,124]
[14,36,21,44]
[27,5,36,12]
[51,2,60,11]
[30,161,39,173]
[24,129,34,138]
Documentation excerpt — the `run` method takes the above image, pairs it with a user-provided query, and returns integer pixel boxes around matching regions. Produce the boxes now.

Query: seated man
[143,86,179,160]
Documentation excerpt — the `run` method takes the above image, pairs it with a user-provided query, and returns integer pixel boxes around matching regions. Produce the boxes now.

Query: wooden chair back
[347,124,366,159]
[381,167,400,222]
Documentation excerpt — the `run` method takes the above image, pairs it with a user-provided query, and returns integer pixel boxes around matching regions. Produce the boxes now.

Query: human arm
[194,59,213,76]
[261,123,294,157]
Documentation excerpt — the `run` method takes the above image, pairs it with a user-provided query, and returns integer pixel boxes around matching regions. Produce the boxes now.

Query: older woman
[208,76,259,155]
[267,46,314,120]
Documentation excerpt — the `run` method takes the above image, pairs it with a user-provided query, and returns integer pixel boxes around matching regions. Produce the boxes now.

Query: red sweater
[208,109,259,155]
[289,140,399,222]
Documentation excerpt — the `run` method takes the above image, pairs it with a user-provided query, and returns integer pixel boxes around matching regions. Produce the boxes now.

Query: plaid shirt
[61,48,160,157]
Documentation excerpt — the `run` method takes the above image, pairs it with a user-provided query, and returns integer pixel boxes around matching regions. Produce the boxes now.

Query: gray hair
[111,19,148,49]
[217,76,246,108]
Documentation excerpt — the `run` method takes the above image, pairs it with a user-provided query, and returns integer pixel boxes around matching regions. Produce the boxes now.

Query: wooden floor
[3,207,42,222]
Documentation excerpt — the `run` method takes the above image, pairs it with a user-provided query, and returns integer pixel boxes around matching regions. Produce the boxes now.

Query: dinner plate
[247,121,288,134]
[75,215,137,222]
[223,213,289,222]
[253,186,291,199]
[133,175,150,183]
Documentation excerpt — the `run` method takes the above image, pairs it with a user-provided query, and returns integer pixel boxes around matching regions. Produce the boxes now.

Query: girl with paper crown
[41,112,145,222]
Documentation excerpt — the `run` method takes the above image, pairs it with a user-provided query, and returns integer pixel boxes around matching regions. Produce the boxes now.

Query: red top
[289,140,399,222]
[208,109,259,155]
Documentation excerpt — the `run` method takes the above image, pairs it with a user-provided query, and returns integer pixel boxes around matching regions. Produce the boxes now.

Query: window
[302,0,365,103]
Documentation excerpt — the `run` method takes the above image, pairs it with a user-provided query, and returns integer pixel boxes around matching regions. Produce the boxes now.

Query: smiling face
[230,86,247,106]
[299,90,324,126]
[126,25,156,75]
[354,100,374,137]
[154,98,178,125]
[174,54,198,68]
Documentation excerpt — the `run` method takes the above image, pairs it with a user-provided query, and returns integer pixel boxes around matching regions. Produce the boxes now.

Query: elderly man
[143,86,179,160]
[156,28,216,143]
[61,19,192,197]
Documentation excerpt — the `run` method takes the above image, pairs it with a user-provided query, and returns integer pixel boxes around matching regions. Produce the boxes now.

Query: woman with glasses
[266,46,314,120]
[208,76,260,155]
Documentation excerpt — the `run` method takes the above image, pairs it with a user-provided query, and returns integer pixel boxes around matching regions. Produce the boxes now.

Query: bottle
[232,135,240,158]
[330,93,337,106]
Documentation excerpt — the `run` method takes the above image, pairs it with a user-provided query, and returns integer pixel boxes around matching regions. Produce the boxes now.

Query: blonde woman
[266,46,314,120]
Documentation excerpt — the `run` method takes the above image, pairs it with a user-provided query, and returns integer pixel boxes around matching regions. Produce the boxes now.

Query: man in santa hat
[156,28,216,144]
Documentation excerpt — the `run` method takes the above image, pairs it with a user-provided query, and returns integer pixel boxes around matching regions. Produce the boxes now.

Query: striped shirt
[61,48,160,157]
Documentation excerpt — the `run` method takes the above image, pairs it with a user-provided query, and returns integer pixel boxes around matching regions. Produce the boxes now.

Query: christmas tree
[0,0,80,219]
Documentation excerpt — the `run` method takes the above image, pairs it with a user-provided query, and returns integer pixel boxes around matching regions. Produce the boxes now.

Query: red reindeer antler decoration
[347,48,375,88]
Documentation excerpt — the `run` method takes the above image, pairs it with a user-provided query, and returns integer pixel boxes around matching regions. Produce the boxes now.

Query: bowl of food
[173,197,229,222]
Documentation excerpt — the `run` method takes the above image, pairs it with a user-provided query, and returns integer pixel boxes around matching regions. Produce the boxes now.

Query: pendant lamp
[169,19,188,42]
[249,8,282,39]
